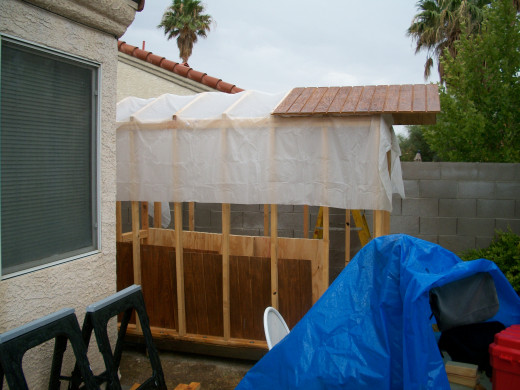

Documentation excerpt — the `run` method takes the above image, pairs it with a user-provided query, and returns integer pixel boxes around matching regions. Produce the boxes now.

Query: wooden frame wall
[116,201,342,350]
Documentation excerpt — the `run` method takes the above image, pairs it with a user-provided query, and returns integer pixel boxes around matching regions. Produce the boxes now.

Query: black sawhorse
[68,285,166,390]
[0,308,99,390]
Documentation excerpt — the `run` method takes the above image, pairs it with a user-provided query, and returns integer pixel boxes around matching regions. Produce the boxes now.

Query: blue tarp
[237,234,520,389]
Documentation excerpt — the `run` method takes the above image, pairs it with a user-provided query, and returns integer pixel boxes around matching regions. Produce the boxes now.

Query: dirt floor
[119,347,256,390]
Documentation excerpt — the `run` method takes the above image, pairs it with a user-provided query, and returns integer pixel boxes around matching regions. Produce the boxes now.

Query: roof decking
[272,84,440,125]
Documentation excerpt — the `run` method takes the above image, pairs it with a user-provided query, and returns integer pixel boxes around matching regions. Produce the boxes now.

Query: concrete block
[416,235,439,244]
[194,206,211,228]
[278,212,304,230]
[458,181,495,199]
[478,163,518,181]
[401,198,438,217]
[403,180,419,198]
[390,216,420,235]
[330,210,347,228]
[391,195,402,215]
[242,211,264,229]
[441,162,478,180]
[439,199,476,217]
[277,205,294,213]
[457,218,496,237]
[517,200,520,218]
[495,219,520,235]
[232,204,261,212]
[210,209,222,228]
[420,217,457,235]
[439,235,476,253]
[277,229,294,238]
[231,228,261,236]
[475,236,493,250]
[477,199,515,218]
[401,162,441,180]
[496,182,520,200]
[419,180,458,198]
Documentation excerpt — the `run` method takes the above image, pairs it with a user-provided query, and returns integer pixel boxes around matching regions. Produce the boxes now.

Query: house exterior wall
[117,53,215,101]
[0,0,136,386]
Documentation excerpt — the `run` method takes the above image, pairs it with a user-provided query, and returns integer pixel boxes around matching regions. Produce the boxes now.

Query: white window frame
[0,34,101,279]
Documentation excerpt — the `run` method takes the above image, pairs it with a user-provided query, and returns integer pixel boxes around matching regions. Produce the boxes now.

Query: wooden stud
[131,201,142,285]
[116,201,122,242]
[174,202,186,337]
[263,204,269,236]
[270,204,279,309]
[303,205,309,239]
[131,201,142,332]
[345,209,351,266]
[322,207,330,295]
[189,202,195,231]
[141,202,149,244]
[222,203,231,340]
[153,202,162,228]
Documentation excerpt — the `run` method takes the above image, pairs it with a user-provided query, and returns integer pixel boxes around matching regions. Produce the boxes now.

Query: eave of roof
[117,41,244,94]
[272,85,441,125]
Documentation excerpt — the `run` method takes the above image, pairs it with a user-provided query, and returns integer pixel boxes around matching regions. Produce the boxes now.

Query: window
[0,36,99,277]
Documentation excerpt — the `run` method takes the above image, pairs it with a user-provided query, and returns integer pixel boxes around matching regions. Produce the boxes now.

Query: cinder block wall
[392,162,520,253]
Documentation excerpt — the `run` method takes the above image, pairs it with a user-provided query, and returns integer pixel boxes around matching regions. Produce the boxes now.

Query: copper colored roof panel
[272,84,440,125]
[118,41,243,94]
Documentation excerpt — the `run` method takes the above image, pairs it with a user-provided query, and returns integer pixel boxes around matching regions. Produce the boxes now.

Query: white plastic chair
[263,306,290,350]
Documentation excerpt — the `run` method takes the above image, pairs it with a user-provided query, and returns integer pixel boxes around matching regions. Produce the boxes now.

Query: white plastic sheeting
[116,90,404,211]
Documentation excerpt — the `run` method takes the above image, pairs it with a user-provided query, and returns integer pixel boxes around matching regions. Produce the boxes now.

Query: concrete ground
[119,347,255,389]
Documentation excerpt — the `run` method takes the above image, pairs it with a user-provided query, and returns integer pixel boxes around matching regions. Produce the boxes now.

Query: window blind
[1,40,98,275]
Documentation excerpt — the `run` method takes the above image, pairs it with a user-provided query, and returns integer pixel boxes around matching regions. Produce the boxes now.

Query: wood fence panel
[279,258,313,329]
[140,245,177,330]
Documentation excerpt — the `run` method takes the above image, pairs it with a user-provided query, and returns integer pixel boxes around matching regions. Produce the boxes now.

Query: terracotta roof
[118,41,244,94]
[272,85,440,125]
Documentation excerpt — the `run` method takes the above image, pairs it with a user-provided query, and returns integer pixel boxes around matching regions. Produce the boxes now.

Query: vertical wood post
[174,202,186,336]
[116,201,122,242]
[189,202,195,231]
[153,202,162,228]
[131,201,142,332]
[140,202,149,244]
[270,204,279,309]
[222,203,231,340]
[303,205,309,239]
[345,209,351,266]
[374,150,393,237]
[263,204,269,236]
[322,207,330,294]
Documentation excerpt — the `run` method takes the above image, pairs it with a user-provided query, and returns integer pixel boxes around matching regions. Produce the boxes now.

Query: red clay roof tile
[187,69,206,82]
[147,53,164,66]
[118,41,243,94]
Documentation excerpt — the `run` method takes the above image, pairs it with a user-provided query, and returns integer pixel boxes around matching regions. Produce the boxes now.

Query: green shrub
[459,229,520,294]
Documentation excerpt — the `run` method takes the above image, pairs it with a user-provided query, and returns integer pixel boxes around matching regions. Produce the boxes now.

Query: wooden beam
[345,209,351,266]
[270,204,279,309]
[153,202,162,228]
[174,202,186,336]
[222,203,231,340]
[322,207,330,295]
[263,204,269,236]
[189,202,195,231]
[303,205,309,238]
[131,201,142,332]
[131,201,141,285]
[141,202,149,244]
[116,201,122,242]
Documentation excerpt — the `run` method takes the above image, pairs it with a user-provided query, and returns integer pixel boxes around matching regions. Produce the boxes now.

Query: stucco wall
[0,0,126,386]
[117,53,215,101]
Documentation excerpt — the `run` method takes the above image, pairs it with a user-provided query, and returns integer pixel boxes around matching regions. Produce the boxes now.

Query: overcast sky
[122,0,439,93]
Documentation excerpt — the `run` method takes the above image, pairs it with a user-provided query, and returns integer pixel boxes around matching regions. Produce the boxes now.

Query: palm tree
[407,0,487,81]
[158,0,213,64]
